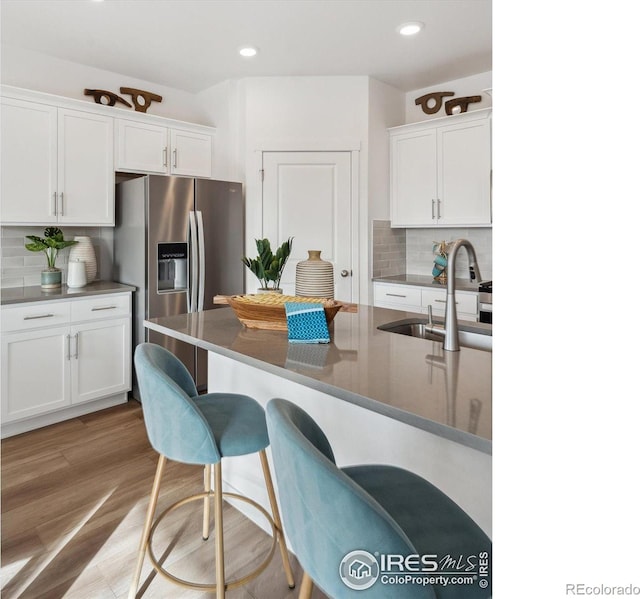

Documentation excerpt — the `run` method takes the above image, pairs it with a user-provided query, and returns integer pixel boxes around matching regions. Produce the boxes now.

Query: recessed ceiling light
[239,46,258,58]
[397,22,424,36]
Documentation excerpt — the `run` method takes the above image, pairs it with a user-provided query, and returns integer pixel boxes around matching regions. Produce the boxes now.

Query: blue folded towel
[284,302,330,344]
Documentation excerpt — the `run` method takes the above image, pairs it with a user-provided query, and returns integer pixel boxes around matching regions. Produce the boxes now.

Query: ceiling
[0,0,492,95]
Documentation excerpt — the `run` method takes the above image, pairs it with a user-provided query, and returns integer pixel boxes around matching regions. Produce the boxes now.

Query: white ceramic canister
[69,236,97,283]
[295,250,334,299]
[67,260,87,288]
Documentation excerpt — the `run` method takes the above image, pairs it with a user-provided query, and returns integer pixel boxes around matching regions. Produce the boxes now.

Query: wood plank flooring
[1,401,328,599]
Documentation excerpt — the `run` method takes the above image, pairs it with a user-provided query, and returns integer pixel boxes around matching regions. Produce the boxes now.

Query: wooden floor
[1,401,328,599]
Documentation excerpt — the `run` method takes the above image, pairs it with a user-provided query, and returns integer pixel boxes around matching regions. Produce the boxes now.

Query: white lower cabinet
[2,326,71,421]
[373,281,478,321]
[72,318,131,405]
[1,293,131,437]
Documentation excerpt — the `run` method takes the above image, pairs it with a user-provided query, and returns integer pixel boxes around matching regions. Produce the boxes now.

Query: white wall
[0,44,211,124]
[196,79,245,182]
[405,71,492,124]
[367,78,405,222]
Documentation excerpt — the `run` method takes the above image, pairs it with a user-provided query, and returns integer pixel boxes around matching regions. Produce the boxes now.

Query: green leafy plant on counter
[242,237,294,290]
[25,227,78,270]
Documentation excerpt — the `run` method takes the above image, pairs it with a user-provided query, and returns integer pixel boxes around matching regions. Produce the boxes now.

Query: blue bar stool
[265,398,492,598]
[129,343,295,599]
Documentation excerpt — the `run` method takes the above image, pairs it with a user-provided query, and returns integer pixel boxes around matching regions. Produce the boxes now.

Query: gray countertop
[1,281,136,305]
[145,304,492,454]
[373,274,486,292]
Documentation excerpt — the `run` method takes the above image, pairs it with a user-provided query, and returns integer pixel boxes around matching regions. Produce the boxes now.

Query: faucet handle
[427,304,433,326]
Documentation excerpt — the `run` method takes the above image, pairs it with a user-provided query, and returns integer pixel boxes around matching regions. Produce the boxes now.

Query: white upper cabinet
[390,109,491,228]
[169,128,213,177]
[115,119,169,174]
[57,108,114,225]
[0,96,114,226]
[1,98,58,223]
[116,119,213,178]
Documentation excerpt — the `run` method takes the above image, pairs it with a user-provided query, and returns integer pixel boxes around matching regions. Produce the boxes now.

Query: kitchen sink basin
[377,318,492,352]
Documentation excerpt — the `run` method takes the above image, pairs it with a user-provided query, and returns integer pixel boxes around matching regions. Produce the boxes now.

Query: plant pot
[256,288,283,294]
[41,267,62,289]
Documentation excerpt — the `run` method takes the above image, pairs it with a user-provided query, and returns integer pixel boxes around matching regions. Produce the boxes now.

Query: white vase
[295,250,334,299]
[69,236,97,284]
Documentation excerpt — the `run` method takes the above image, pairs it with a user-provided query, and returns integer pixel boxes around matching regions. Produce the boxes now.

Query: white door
[262,151,353,302]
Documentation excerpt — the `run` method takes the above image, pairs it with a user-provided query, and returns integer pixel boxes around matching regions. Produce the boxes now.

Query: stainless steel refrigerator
[114,175,244,396]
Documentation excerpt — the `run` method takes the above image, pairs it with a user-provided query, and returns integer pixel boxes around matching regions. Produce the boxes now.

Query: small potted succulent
[25,227,78,289]
[242,237,293,293]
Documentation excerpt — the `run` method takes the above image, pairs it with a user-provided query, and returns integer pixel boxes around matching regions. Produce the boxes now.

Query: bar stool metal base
[147,490,278,592]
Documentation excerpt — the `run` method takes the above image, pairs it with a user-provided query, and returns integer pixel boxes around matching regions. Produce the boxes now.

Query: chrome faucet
[420,238,482,351]
[443,238,482,351]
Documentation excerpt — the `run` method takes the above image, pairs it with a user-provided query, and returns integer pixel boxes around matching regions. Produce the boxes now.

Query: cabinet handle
[66,334,71,361]
[172,149,177,168]
[60,192,64,216]
[437,198,441,219]
[163,147,168,167]
[431,199,435,219]
[386,293,407,298]
[73,333,79,359]
[91,305,117,311]
[434,299,458,304]
[53,192,57,216]
[24,313,55,320]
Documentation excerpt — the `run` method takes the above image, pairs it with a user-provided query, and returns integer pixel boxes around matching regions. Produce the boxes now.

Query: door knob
[340,270,351,277]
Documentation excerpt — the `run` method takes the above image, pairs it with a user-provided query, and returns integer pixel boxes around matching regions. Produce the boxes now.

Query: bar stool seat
[129,343,295,598]
[265,398,492,598]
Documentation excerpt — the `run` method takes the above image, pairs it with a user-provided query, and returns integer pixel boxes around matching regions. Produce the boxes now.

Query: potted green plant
[25,227,78,289]
[242,237,293,293]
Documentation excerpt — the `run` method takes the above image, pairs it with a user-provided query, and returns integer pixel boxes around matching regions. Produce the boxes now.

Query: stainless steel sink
[377,318,492,352]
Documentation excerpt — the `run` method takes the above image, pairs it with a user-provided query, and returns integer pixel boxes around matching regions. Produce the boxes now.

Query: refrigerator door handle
[188,211,198,313]
[196,210,206,311]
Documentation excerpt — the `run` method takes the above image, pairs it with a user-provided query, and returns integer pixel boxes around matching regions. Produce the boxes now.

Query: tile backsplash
[371,220,406,278]
[1,226,114,289]
[372,220,492,281]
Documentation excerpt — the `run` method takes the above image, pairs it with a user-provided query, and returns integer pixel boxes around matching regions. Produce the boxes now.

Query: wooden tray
[221,294,343,331]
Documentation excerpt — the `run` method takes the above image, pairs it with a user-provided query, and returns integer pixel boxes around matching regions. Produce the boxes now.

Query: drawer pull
[386,293,407,298]
[434,299,458,304]
[24,313,55,320]
[91,305,117,311]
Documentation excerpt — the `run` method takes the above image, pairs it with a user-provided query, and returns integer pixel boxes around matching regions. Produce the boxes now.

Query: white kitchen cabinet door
[57,109,114,225]
[437,119,491,226]
[71,318,131,405]
[1,327,71,422]
[390,129,438,227]
[0,98,58,224]
[170,128,213,178]
[115,119,169,174]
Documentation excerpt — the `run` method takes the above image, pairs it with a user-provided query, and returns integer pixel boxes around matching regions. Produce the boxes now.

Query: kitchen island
[145,303,492,535]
